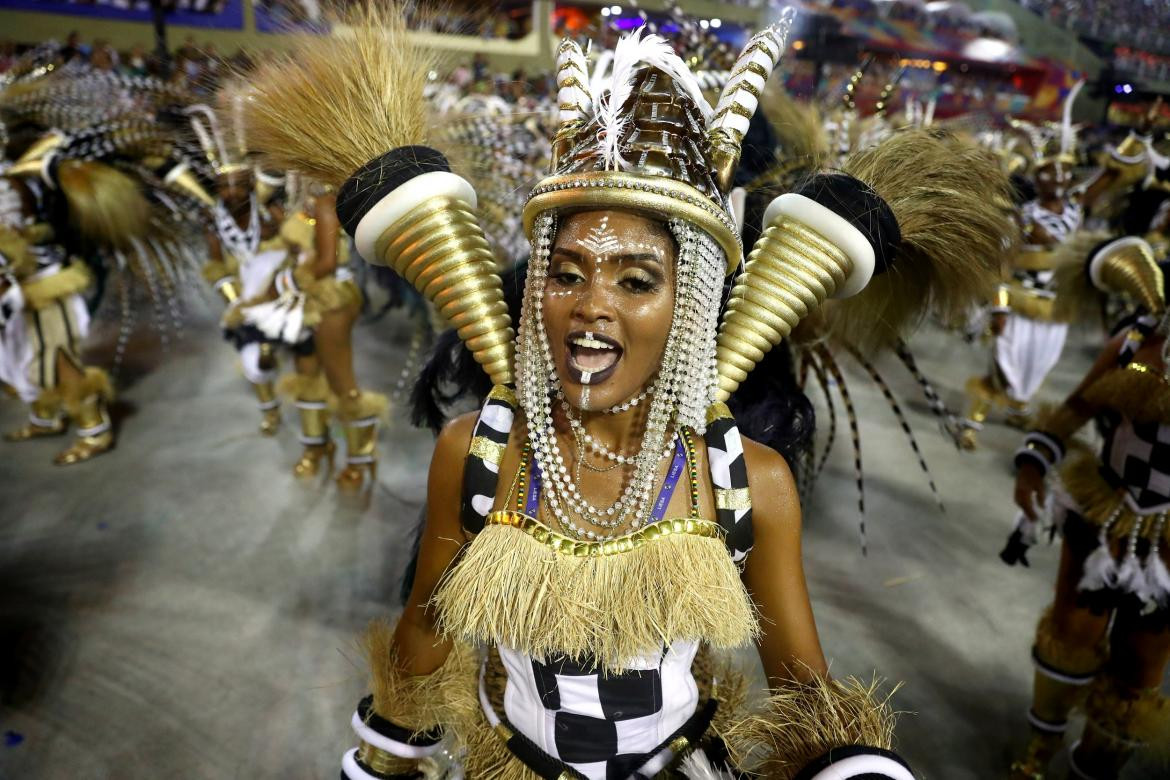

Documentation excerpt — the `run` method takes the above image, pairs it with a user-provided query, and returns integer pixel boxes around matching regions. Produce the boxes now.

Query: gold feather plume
[243,2,441,186]
[55,160,151,250]
[826,127,1016,352]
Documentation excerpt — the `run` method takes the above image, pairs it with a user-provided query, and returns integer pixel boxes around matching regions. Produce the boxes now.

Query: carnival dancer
[0,171,113,464]
[223,178,384,490]
[961,86,1154,448]
[194,112,290,436]
[244,6,1011,777]
[1004,236,1170,779]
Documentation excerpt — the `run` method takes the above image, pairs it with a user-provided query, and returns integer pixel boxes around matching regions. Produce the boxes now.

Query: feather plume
[1078,536,1120,592]
[824,127,1016,353]
[241,2,441,186]
[56,159,151,249]
[1061,80,1084,159]
[597,27,712,170]
[723,670,898,778]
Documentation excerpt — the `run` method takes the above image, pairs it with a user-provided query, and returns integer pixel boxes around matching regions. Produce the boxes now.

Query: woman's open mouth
[565,331,623,385]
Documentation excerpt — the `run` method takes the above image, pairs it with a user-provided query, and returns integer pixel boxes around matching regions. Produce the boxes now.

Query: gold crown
[523,14,796,273]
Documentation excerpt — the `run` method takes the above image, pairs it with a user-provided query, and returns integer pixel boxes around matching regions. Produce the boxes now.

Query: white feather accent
[1115,553,1145,595]
[184,104,230,169]
[680,751,736,780]
[1145,553,1170,607]
[1060,80,1084,158]
[1077,535,1119,592]
[596,26,714,170]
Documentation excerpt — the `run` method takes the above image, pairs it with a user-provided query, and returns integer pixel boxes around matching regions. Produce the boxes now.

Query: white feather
[1061,79,1085,158]
[680,750,736,779]
[1115,552,1145,595]
[1077,536,1118,592]
[596,27,713,170]
[1145,552,1170,607]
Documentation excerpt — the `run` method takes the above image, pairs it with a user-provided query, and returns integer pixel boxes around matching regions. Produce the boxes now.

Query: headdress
[1009,80,1084,173]
[185,103,250,177]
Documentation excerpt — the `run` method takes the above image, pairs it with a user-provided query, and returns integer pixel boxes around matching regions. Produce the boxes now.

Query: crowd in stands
[0,32,249,95]
[1017,0,1170,80]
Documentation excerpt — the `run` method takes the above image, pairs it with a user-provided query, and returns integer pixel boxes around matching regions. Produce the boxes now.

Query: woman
[1007,236,1170,779]
[244,8,1009,777]
[221,182,384,490]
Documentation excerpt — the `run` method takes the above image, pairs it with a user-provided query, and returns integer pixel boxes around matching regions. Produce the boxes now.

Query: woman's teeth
[568,333,620,377]
[571,336,613,350]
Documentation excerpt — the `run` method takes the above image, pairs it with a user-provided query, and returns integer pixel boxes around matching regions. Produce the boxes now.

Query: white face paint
[578,215,620,256]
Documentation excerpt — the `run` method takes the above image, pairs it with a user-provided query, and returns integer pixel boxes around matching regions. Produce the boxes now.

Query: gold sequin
[470,436,505,466]
[715,487,752,511]
[485,511,722,557]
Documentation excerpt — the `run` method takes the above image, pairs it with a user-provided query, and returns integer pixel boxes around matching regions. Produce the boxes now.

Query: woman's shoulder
[738,433,801,533]
[739,433,797,490]
[433,410,480,466]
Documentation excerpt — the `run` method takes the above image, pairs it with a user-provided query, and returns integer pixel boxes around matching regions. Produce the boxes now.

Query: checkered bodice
[497,641,700,780]
[1020,198,1082,247]
[1102,414,1170,512]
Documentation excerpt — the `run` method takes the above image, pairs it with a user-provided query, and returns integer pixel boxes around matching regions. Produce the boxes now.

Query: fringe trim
[21,263,94,310]
[1051,232,1110,323]
[443,646,541,780]
[297,266,362,327]
[361,620,475,733]
[1082,366,1170,424]
[721,671,898,779]
[432,524,759,672]
[62,367,113,416]
[277,371,331,403]
[1034,606,1109,676]
[1083,676,1170,747]
[334,389,390,423]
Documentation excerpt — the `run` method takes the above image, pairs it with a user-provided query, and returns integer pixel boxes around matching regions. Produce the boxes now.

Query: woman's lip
[566,356,620,385]
[564,331,623,386]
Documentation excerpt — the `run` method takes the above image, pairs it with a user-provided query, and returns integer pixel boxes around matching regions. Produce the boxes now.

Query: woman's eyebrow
[553,246,663,266]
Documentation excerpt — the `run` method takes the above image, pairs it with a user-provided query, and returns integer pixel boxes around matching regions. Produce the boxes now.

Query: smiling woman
[240,4,1010,779]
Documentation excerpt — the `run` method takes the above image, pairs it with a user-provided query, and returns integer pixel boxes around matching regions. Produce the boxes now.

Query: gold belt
[1007,285,1059,321]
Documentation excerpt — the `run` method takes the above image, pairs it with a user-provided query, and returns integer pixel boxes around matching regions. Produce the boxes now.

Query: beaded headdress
[524,13,796,273]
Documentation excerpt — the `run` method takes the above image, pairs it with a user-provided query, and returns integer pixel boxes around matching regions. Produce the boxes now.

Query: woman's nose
[571,278,615,323]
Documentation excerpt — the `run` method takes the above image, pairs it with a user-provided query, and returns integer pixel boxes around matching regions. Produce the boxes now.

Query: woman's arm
[740,437,828,685]
[1014,331,1125,517]
[311,192,340,279]
[391,410,477,675]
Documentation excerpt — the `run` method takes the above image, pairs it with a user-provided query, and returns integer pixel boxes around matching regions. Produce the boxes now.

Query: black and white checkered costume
[455,394,753,778]
[1020,198,1082,247]
[493,641,701,779]
[1102,414,1170,513]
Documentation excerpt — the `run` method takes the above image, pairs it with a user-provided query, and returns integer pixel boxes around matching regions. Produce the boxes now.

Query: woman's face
[1035,162,1070,199]
[543,210,676,412]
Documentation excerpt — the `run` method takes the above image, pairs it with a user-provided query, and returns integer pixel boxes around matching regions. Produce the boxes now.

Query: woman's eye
[551,269,583,285]
[620,274,659,293]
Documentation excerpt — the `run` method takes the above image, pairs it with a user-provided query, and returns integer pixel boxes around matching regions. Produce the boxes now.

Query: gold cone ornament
[1088,236,1165,316]
[715,206,859,400]
[346,152,513,386]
